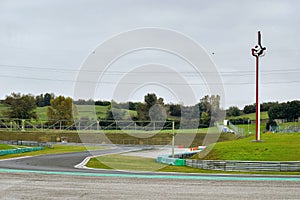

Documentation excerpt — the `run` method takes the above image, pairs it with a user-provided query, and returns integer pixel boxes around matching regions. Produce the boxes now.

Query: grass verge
[228,111,269,120]
[194,133,300,161]
[0,144,17,150]
[86,154,167,171]
[86,154,300,175]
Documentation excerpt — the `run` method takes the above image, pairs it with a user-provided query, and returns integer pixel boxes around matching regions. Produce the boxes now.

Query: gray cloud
[0,0,299,108]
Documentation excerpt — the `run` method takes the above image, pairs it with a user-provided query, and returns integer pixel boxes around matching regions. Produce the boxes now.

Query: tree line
[1,93,73,126]
[103,93,222,128]
[226,101,300,130]
[226,101,300,121]
[1,92,299,129]
[226,102,278,118]
[1,92,222,128]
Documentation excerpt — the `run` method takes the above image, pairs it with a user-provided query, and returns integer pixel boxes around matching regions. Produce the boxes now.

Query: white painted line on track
[0,156,33,162]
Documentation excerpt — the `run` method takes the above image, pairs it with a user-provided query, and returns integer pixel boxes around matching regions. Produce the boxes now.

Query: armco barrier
[0,147,44,156]
[185,159,300,172]
[0,140,52,148]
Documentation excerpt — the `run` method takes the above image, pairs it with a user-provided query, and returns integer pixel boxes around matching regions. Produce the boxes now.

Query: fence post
[21,120,25,132]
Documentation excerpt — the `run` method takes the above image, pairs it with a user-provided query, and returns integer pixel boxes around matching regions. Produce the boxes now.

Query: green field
[36,106,48,121]
[76,105,110,120]
[228,111,269,120]
[195,133,300,161]
[234,123,263,135]
[0,104,139,122]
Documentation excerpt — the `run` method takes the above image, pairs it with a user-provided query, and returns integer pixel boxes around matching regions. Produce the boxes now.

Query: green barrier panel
[174,158,186,166]
[156,151,201,166]
[0,147,44,156]
[156,155,186,166]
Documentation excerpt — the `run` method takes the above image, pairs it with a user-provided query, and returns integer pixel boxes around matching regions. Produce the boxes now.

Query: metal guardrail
[0,118,176,132]
[0,140,52,148]
[186,160,300,172]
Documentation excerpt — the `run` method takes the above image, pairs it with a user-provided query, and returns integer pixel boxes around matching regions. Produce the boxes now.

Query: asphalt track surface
[0,146,300,199]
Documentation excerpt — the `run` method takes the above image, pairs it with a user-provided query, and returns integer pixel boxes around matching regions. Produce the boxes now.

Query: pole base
[251,140,264,143]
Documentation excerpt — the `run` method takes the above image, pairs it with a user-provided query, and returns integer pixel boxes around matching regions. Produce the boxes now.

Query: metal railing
[0,118,175,132]
[186,159,300,172]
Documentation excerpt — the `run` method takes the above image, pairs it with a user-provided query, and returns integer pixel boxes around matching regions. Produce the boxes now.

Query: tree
[3,93,37,124]
[243,104,256,114]
[136,93,167,123]
[106,105,128,121]
[199,95,221,125]
[268,101,300,122]
[95,100,111,106]
[35,94,44,107]
[199,95,211,114]
[286,101,300,121]
[181,105,199,120]
[47,96,74,126]
[200,112,210,128]
[227,106,241,117]
[44,93,54,106]
[268,103,283,121]
[128,101,137,110]
[149,103,167,121]
[261,102,277,112]
[35,93,54,107]
[169,104,181,116]
[144,93,158,109]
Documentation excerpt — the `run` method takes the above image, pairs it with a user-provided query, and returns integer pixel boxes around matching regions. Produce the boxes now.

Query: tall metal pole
[172,121,175,158]
[255,55,260,140]
[252,31,266,141]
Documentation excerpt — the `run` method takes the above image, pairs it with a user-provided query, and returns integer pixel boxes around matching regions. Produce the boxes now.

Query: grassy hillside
[228,111,269,120]
[0,104,112,121]
[0,130,236,147]
[195,133,300,161]
[76,105,110,120]
[36,106,48,121]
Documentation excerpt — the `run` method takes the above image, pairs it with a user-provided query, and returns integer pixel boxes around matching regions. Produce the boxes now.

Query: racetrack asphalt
[0,145,300,199]
[0,145,146,173]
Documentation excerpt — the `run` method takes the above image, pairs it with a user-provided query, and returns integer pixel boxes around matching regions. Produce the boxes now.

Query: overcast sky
[0,0,299,108]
